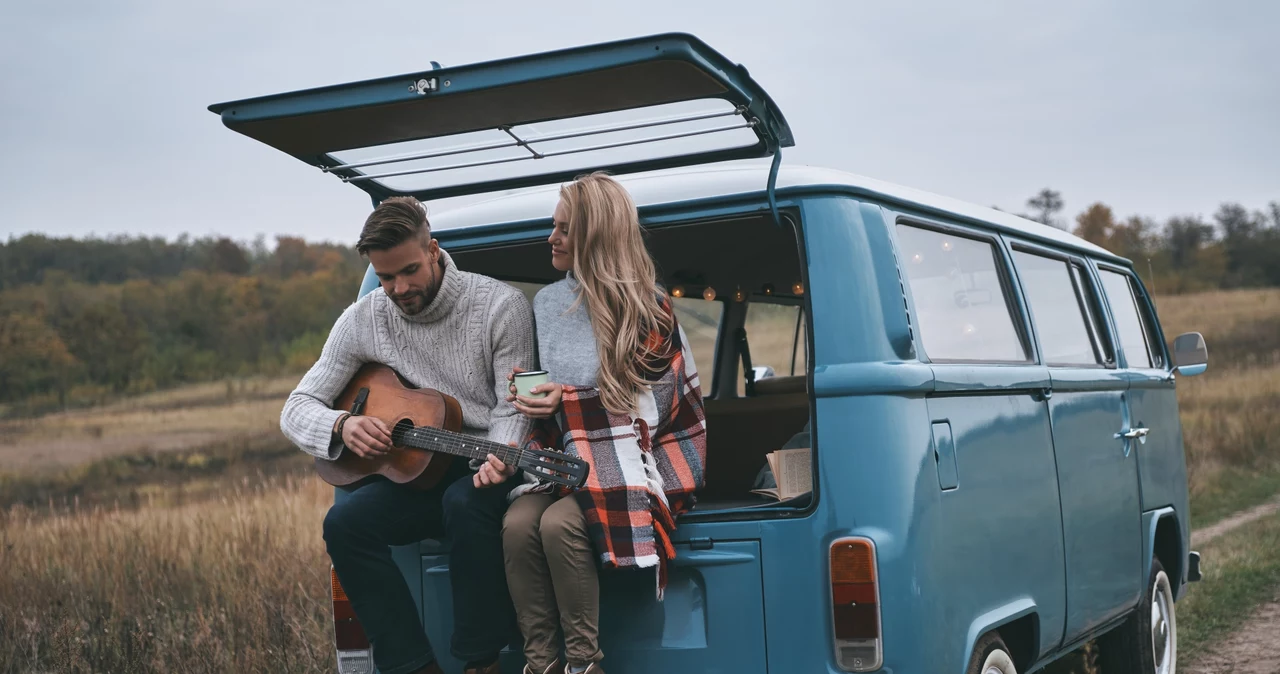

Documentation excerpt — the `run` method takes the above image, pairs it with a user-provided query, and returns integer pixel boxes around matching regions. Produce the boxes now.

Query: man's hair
[356,197,431,255]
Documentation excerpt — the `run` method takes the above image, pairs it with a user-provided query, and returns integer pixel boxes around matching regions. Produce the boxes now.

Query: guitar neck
[395,424,524,467]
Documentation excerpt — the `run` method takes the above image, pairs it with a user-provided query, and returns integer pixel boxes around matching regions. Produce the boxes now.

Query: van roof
[429,161,1121,262]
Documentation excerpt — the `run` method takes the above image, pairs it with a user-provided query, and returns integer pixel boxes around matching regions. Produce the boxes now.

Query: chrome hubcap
[1150,573,1174,674]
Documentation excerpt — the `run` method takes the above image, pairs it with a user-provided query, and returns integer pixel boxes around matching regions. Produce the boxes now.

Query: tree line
[0,234,365,414]
[1019,189,1280,293]
[3,192,1278,414]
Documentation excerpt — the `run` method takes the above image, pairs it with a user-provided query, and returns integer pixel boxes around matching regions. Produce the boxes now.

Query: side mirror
[1172,332,1208,377]
[752,365,776,381]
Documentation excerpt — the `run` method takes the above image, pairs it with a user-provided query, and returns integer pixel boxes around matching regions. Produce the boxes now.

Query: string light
[792,281,804,295]
[762,283,774,296]
[702,286,717,301]
[670,286,685,298]
[733,286,746,302]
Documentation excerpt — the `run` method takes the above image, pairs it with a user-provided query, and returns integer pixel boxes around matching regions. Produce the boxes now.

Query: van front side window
[1013,251,1101,366]
[896,224,1026,362]
[1099,270,1154,369]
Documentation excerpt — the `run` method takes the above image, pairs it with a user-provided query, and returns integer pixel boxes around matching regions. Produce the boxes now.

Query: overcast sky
[2,1,1276,245]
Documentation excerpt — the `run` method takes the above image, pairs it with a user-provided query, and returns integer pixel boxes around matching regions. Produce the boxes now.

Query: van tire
[967,633,1017,674]
[1096,558,1176,674]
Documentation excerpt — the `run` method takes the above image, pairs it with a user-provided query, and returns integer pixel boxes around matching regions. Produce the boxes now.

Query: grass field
[0,475,335,673]
[0,288,1277,672]
[1156,289,1280,525]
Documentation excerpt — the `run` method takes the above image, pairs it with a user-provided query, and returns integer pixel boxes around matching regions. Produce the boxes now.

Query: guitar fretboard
[394,424,525,467]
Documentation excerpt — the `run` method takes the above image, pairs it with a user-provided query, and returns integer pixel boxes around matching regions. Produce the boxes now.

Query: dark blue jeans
[323,464,518,674]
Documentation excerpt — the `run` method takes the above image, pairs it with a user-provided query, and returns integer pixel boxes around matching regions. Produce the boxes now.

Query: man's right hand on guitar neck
[336,414,394,458]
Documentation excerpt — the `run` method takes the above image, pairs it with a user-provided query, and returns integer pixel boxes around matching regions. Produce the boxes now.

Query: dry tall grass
[0,474,335,673]
[1155,289,1280,519]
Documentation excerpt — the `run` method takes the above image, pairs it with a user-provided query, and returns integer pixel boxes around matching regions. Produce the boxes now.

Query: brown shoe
[523,660,561,674]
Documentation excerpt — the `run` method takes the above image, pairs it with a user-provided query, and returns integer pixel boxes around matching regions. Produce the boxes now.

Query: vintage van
[211,33,1207,674]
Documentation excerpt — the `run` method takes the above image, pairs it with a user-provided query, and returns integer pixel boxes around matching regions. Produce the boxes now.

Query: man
[280,197,535,674]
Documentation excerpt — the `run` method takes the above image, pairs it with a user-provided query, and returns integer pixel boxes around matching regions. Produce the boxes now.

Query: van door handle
[1115,427,1150,440]
[1032,387,1053,402]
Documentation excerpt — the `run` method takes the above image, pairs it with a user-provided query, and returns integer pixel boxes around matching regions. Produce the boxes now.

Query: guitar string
[392,425,583,479]
[394,425,521,463]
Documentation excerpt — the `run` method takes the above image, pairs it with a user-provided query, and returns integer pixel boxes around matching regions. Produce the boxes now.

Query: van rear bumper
[1187,551,1202,582]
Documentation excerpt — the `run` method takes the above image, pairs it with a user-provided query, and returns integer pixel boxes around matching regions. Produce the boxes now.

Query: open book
[751,448,812,501]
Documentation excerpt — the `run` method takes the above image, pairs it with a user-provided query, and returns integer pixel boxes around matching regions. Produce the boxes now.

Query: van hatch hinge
[689,537,713,550]
[765,146,784,228]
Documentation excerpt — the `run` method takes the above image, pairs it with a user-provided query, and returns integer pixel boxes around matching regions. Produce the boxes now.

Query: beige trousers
[502,494,602,672]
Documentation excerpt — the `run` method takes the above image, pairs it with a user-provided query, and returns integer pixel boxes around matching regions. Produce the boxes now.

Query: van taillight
[830,538,882,672]
[331,567,374,674]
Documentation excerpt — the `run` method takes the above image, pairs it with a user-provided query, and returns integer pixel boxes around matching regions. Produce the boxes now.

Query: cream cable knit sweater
[280,250,536,461]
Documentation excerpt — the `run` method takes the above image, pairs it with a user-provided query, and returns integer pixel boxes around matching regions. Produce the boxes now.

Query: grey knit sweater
[280,250,536,460]
[533,275,600,388]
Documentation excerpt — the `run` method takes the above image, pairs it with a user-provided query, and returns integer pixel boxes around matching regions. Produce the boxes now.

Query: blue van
[211,33,1208,674]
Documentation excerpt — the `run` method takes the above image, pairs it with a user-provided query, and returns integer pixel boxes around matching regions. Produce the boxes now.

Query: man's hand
[473,450,517,488]
[341,416,393,458]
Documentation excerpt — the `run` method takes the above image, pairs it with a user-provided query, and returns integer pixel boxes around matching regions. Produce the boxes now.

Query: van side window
[1069,263,1114,365]
[1012,251,1101,366]
[1098,270,1155,369]
[896,224,1026,362]
[670,296,724,395]
[737,301,806,395]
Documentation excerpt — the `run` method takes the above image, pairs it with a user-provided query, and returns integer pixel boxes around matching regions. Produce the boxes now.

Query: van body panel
[930,364,1051,393]
[813,394,948,672]
[924,391,1068,660]
[1128,377,1189,547]
[800,197,912,366]
[1141,507,1179,589]
[1043,375,1142,640]
[963,598,1039,674]
[421,540,769,674]
[1093,265,1193,588]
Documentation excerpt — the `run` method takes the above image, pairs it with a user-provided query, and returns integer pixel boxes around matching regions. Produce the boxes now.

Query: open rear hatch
[208,33,793,202]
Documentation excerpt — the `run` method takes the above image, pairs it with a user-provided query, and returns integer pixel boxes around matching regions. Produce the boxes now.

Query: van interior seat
[752,375,806,396]
[699,388,810,504]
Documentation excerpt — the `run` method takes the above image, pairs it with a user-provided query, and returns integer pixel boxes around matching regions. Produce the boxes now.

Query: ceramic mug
[512,370,549,399]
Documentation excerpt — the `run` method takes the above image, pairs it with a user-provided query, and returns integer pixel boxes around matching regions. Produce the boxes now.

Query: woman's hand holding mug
[507,367,563,419]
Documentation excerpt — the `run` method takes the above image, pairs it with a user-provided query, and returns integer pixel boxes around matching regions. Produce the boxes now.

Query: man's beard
[391,289,430,314]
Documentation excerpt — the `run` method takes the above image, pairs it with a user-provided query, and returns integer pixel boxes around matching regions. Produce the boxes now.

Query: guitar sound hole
[392,419,415,446]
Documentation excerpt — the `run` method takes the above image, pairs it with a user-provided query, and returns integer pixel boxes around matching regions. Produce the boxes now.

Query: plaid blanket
[522,300,706,597]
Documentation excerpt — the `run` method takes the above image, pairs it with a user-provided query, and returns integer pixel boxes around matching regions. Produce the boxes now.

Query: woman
[473,173,706,674]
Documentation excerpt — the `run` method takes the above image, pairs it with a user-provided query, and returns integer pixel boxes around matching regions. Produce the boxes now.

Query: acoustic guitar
[315,363,589,490]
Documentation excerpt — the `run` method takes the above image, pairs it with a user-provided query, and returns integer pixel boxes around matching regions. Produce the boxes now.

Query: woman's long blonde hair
[562,173,674,415]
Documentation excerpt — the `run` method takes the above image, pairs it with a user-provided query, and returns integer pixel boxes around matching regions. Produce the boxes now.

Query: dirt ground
[1185,590,1280,674]
[1194,496,1280,547]
[1186,503,1280,674]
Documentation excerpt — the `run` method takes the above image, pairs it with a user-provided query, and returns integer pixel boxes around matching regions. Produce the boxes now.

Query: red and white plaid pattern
[523,298,706,596]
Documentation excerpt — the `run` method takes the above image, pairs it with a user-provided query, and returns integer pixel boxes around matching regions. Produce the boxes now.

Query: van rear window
[896,224,1026,363]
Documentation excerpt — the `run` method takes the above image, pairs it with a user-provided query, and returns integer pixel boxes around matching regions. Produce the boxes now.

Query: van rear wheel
[1097,558,1176,674]
[967,633,1017,674]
